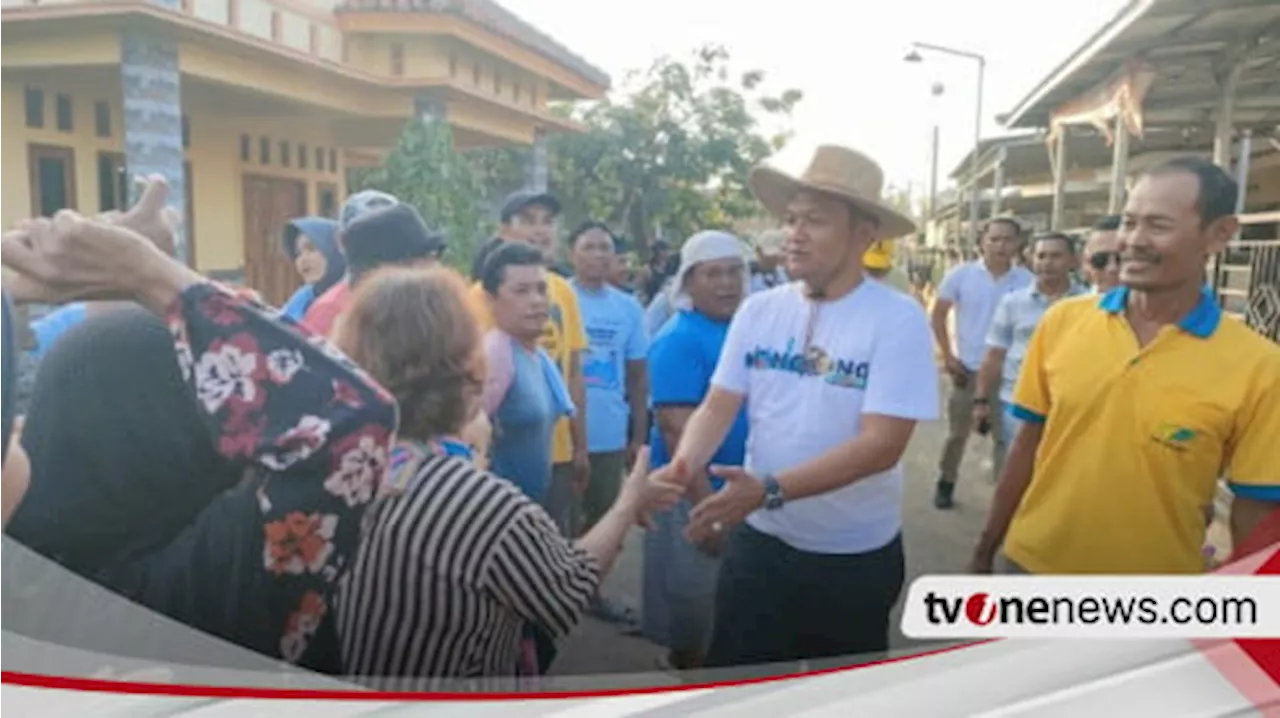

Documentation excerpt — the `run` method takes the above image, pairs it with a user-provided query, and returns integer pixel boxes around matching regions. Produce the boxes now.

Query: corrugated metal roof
[1003,0,1280,129]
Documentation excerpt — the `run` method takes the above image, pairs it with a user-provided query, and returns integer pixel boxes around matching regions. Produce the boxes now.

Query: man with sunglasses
[1083,215,1121,293]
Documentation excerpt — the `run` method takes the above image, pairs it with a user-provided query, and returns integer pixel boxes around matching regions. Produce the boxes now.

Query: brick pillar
[526,128,548,192]
[121,31,188,265]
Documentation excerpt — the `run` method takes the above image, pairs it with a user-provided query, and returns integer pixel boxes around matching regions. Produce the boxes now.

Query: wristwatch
[761,474,786,510]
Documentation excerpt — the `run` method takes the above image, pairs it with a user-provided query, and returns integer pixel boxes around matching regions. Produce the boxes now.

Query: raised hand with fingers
[1,210,199,313]
[3,175,186,306]
[684,465,765,545]
[108,174,183,256]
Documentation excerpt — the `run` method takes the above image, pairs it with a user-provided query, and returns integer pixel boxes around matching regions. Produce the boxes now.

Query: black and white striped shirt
[336,453,599,683]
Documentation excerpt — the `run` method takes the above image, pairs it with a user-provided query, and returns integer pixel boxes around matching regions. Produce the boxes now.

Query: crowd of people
[1,141,1278,686]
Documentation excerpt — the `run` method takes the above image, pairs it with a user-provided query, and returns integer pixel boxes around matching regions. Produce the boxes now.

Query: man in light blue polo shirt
[930,218,1033,508]
[973,232,1085,474]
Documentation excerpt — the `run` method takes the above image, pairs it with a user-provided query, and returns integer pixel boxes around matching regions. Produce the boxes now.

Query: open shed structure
[1002,0,1280,341]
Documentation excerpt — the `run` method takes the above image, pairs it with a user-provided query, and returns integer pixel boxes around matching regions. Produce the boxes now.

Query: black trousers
[705,523,905,668]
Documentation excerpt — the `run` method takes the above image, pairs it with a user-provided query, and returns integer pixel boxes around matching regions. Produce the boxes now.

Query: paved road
[551,412,1000,677]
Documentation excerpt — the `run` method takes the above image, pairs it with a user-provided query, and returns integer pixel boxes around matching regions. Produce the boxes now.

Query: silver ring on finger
[712,521,725,534]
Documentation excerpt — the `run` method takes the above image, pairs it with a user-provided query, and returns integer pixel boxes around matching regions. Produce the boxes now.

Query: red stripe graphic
[1,641,989,701]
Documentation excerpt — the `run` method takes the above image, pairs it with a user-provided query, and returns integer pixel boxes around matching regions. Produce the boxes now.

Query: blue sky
[501,0,1129,191]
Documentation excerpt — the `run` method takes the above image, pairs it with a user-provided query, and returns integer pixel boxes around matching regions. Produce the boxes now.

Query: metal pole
[928,123,940,220]
[1212,62,1244,169]
[1235,127,1252,224]
[969,58,986,247]
[991,144,1006,217]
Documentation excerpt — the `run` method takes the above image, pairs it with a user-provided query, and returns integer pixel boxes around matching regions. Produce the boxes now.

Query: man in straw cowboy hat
[646,145,940,667]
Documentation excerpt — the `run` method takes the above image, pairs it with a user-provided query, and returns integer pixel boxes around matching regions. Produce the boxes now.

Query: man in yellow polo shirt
[970,156,1280,575]
[469,190,589,535]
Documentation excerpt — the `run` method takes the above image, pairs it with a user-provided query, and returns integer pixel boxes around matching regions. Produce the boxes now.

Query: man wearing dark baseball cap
[467,188,590,543]
[302,191,445,337]
[469,190,562,278]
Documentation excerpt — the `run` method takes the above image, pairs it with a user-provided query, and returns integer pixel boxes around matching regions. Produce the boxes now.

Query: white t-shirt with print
[711,279,941,554]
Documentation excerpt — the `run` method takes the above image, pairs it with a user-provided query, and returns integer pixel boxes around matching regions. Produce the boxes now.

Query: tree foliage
[353,118,487,273]
[547,45,802,258]
[369,45,803,266]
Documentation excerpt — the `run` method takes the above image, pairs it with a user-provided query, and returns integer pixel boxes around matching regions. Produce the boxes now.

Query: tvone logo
[922,590,1000,626]
[965,592,997,626]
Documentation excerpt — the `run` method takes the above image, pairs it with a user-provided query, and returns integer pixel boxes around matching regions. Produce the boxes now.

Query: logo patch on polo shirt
[1152,423,1197,452]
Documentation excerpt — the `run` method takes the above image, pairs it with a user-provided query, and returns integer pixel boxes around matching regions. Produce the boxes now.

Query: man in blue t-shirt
[641,229,750,671]
[567,222,649,532]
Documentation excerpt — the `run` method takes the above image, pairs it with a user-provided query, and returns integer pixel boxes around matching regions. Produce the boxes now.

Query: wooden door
[243,175,307,307]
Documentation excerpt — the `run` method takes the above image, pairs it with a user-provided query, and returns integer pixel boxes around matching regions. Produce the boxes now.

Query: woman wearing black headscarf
[2,184,397,670]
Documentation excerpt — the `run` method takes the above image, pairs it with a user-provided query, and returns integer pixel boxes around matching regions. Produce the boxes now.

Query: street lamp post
[905,42,987,249]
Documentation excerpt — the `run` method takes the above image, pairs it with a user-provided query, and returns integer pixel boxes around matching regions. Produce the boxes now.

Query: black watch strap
[762,474,785,510]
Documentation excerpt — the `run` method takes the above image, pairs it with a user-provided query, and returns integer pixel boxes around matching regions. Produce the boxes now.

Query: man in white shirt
[648,145,939,668]
[930,219,1034,508]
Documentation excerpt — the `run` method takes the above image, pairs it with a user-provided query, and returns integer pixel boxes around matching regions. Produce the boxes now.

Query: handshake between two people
[2,175,261,311]
[621,452,766,557]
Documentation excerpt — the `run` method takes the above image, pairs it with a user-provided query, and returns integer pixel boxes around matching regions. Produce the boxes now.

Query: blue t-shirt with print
[647,309,748,490]
[573,281,648,453]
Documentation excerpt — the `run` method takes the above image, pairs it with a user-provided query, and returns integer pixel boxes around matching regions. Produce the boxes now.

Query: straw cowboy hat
[749,145,917,239]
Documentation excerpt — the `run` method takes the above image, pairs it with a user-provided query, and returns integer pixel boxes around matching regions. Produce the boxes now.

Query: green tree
[548,45,802,259]
[354,118,487,273]
[468,146,529,207]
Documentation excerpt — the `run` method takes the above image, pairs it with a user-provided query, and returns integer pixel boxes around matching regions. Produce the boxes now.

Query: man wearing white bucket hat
[648,145,940,667]
[642,229,752,671]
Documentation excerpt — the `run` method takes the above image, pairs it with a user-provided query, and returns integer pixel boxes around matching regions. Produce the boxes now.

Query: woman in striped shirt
[332,264,680,686]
